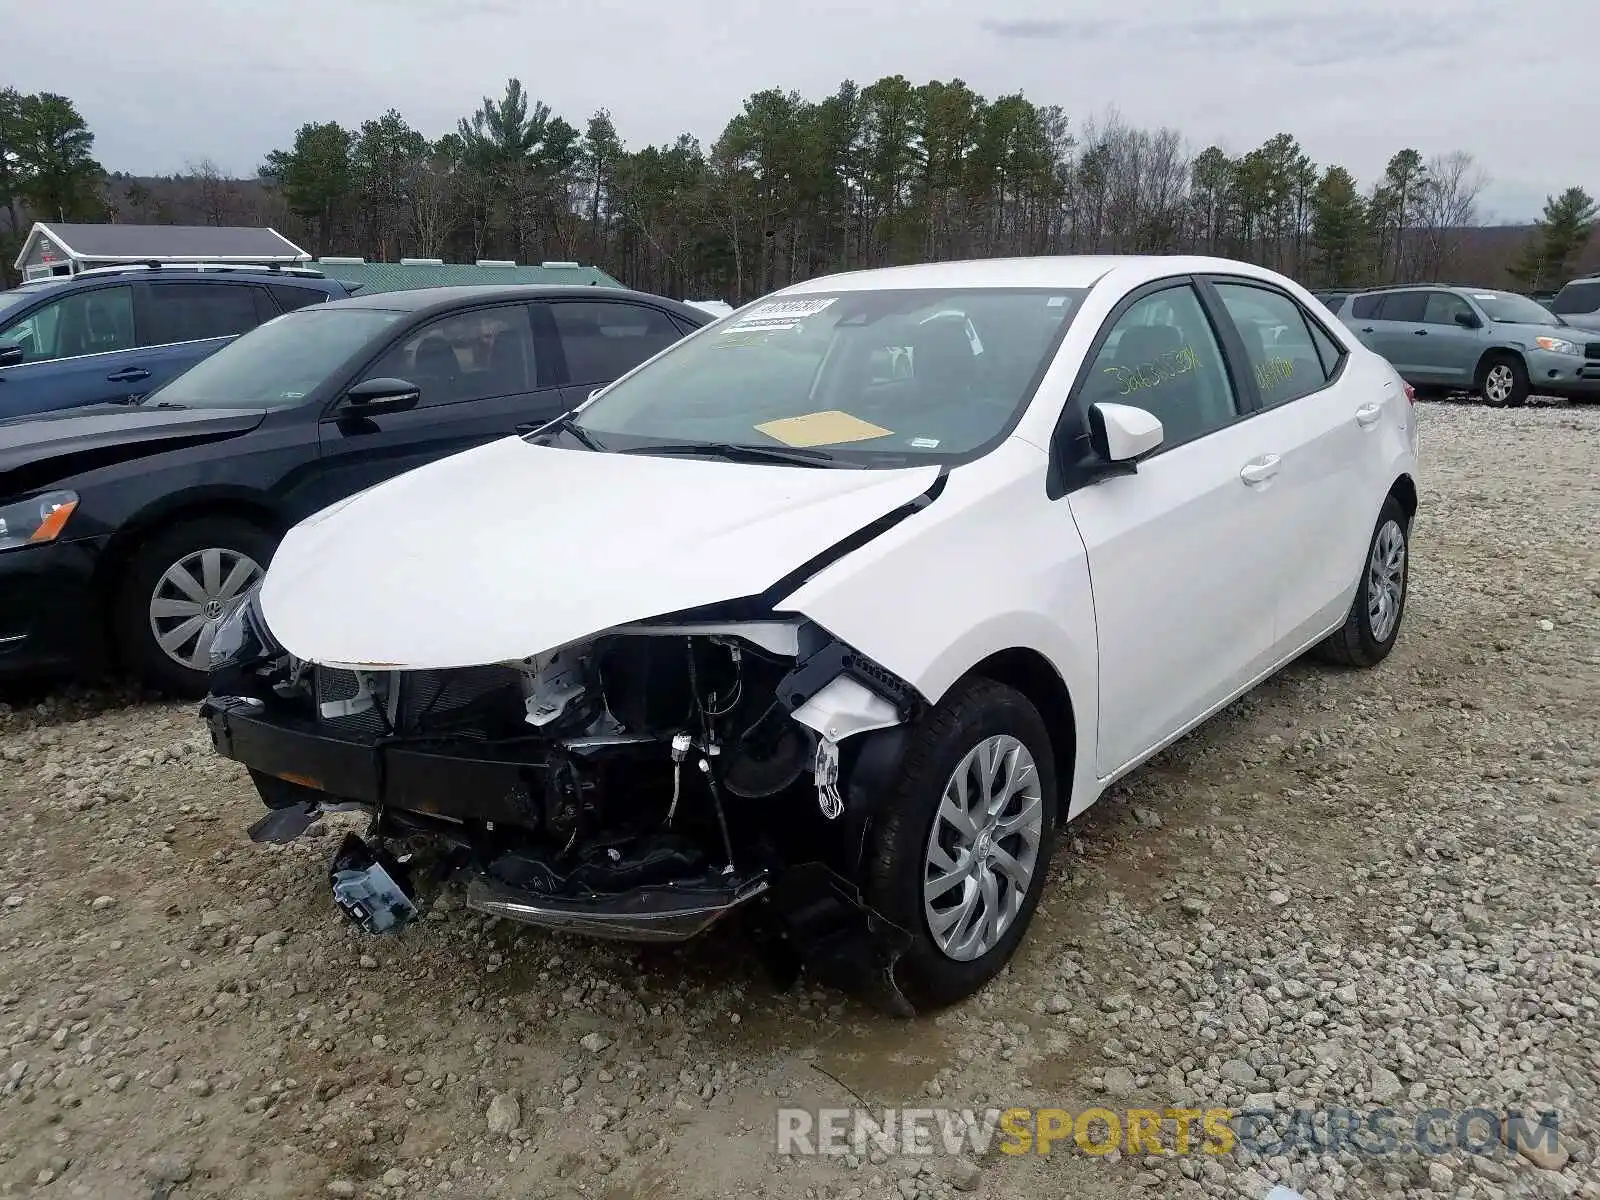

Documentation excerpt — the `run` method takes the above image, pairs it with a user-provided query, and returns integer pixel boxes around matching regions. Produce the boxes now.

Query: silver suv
[1332,285,1600,407]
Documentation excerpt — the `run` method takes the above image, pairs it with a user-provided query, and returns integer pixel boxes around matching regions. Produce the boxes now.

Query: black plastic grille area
[313,666,388,738]
[311,665,525,740]
[1585,342,1600,360]
[400,666,525,736]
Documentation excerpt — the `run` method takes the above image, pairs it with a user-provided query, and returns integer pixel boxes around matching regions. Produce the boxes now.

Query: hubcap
[148,547,263,671]
[1484,364,1513,405]
[1367,520,1406,643]
[922,734,1044,962]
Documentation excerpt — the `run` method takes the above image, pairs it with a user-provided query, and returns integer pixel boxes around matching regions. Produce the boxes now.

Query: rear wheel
[114,517,276,697]
[1478,354,1529,408]
[865,679,1058,1011]
[1314,497,1409,669]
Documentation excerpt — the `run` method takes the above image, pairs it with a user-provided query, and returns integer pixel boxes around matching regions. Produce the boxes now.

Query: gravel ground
[1,400,1597,1200]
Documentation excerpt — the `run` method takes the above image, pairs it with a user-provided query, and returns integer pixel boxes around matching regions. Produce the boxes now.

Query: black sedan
[0,284,711,695]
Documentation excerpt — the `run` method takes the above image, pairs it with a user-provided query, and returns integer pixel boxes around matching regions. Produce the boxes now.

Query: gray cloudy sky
[9,0,1596,222]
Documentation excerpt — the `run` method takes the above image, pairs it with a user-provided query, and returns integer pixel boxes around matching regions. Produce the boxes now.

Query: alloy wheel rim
[148,547,263,671]
[1367,520,1406,643]
[1484,365,1513,404]
[922,733,1044,962]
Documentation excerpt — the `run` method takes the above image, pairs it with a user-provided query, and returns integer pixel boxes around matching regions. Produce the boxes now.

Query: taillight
[1403,382,1415,404]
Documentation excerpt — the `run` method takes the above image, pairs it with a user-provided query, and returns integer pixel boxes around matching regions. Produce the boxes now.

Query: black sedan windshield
[142,307,405,409]
[573,287,1088,464]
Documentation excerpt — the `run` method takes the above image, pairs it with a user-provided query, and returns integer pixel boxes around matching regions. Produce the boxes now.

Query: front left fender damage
[202,587,930,1013]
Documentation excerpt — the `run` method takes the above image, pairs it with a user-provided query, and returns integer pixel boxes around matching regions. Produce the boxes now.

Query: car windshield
[141,307,405,409]
[1471,292,1560,326]
[0,290,36,321]
[570,287,1088,465]
[1551,281,1600,315]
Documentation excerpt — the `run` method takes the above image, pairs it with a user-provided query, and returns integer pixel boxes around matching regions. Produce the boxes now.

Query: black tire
[864,678,1058,1011]
[1314,497,1409,669]
[113,516,279,697]
[1477,353,1529,408]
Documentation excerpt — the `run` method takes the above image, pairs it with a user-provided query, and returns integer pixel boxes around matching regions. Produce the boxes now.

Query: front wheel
[1314,497,1409,668]
[865,679,1058,1011]
[114,517,277,697]
[1478,355,1529,408]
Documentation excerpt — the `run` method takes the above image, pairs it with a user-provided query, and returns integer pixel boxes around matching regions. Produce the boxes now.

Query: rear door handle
[1360,326,1375,334]
[1239,454,1281,486]
[106,367,151,382]
[1413,329,1428,336]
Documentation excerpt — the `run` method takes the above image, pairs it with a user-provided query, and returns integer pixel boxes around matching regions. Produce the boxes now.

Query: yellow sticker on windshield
[756,410,893,447]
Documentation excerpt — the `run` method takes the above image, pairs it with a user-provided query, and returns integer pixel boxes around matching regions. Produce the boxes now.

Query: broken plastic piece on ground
[329,833,419,935]
[247,802,318,844]
[465,870,770,942]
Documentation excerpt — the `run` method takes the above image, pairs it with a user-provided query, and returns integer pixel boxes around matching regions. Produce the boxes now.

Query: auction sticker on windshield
[755,410,892,447]
[723,296,837,335]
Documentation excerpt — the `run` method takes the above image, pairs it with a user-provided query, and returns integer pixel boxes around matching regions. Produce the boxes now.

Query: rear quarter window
[271,284,330,313]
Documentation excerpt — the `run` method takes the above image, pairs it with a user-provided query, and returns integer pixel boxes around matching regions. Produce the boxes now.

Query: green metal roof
[315,259,624,295]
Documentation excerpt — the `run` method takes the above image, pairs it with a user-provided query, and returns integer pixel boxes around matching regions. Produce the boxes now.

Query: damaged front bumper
[203,693,779,945]
[200,610,928,1013]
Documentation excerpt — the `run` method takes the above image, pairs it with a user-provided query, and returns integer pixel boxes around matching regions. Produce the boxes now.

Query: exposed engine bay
[202,603,928,1012]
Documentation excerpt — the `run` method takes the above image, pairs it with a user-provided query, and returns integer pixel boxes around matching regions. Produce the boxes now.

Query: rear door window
[1349,294,1383,319]
[1212,282,1331,407]
[1376,292,1427,323]
[549,301,684,386]
[142,282,264,345]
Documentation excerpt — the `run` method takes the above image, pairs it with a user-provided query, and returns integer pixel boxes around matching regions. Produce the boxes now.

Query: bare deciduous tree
[187,157,244,226]
[1415,151,1489,279]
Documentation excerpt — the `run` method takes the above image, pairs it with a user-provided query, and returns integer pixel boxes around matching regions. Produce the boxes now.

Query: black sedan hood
[0,404,266,494]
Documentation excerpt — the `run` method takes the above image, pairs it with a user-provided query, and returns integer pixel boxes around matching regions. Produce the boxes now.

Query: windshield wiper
[522,412,606,451]
[619,441,840,467]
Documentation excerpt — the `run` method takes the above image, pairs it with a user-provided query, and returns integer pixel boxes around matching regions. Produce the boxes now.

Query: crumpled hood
[259,435,940,668]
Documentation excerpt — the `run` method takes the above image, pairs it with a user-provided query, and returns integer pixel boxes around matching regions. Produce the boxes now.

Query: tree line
[2,81,1596,300]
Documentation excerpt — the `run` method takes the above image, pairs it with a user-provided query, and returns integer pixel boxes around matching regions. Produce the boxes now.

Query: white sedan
[204,255,1418,1013]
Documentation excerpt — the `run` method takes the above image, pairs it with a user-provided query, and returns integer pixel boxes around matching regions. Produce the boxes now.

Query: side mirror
[0,342,24,368]
[1454,311,1481,329]
[337,377,420,416]
[1088,402,1164,464]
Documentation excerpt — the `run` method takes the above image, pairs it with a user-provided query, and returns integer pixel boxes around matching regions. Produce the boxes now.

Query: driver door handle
[1359,326,1375,334]
[1239,454,1281,486]
[1355,402,1383,427]
[106,367,151,382]
[1413,329,1428,336]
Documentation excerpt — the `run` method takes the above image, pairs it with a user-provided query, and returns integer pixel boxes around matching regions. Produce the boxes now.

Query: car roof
[775,254,1318,296]
[326,284,705,320]
[2,268,338,300]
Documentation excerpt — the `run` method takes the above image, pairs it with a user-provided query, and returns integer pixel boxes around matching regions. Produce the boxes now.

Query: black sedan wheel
[115,517,277,696]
